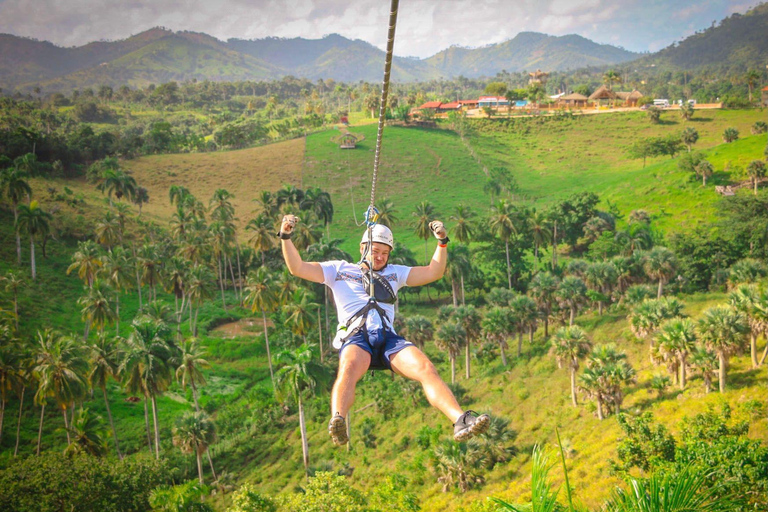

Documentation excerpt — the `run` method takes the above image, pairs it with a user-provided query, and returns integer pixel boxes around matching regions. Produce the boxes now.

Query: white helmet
[361,224,394,249]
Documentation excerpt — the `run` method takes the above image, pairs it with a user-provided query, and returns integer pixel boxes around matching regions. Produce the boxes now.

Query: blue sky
[0,0,760,58]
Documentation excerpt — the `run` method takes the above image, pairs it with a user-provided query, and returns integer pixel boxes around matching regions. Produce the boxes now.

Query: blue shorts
[340,328,413,370]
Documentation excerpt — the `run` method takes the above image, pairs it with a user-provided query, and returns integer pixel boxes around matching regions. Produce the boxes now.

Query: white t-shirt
[320,260,411,333]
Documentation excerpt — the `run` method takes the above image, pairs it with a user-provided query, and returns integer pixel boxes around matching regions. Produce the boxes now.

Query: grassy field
[3,108,767,511]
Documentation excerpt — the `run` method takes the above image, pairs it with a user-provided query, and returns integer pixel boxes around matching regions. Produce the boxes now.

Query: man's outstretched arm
[279,215,324,284]
[406,220,449,287]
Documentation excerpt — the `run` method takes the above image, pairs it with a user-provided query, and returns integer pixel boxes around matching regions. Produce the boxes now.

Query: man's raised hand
[429,220,447,239]
[280,214,300,235]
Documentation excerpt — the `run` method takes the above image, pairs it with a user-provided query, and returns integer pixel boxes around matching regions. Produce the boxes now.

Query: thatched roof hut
[588,85,617,101]
[559,92,588,107]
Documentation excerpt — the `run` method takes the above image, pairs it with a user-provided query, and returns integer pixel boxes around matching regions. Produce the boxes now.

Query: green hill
[1,108,766,511]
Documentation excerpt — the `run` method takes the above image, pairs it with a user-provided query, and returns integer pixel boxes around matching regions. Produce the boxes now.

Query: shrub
[0,453,170,512]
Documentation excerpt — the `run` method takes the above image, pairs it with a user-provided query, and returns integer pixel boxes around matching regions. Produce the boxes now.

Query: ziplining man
[278,214,489,446]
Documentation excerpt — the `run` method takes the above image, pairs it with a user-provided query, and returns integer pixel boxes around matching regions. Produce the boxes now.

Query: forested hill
[0,28,637,93]
[425,32,637,77]
[633,2,768,72]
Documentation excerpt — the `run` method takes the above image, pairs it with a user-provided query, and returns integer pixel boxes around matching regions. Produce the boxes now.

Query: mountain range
[1,2,766,93]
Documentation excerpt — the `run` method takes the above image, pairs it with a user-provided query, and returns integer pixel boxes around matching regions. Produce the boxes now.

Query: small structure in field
[331,131,365,149]
[339,133,358,149]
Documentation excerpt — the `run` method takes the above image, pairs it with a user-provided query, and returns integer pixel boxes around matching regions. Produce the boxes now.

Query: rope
[369,0,400,213]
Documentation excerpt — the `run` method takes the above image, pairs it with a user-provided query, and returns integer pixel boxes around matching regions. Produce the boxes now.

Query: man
[278,214,489,446]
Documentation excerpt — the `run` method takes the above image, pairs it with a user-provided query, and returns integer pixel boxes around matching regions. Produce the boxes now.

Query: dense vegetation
[0,65,767,512]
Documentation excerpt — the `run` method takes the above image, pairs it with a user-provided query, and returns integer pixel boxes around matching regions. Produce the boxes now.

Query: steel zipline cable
[362,0,400,298]
[368,0,400,217]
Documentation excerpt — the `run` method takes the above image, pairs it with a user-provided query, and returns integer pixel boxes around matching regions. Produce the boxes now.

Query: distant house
[417,101,442,111]
[478,96,510,107]
[459,99,479,109]
[588,85,617,104]
[762,86,768,107]
[615,90,644,107]
[558,92,588,108]
[438,102,461,112]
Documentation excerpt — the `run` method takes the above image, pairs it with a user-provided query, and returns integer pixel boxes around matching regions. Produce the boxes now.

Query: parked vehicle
[653,99,670,108]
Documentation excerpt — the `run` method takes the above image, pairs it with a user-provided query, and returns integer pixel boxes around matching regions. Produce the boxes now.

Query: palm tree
[449,204,476,246]
[550,326,592,406]
[455,305,481,379]
[679,102,695,121]
[97,168,137,207]
[187,264,215,336]
[629,297,684,363]
[16,201,52,280]
[64,408,108,457]
[745,69,761,102]
[285,288,318,345]
[291,216,322,252]
[681,127,699,152]
[722,127,739,143]
[0,342,18,445]
[729,284,762,368]
[511,295,539,356]
[94,212,122,249]
[209,188,235,222]
[697,306,749,393]
[67,240,102,289]
[584,261,618,315]
[163,256,190,339]
[655,318,697,389]
[173,411,217,485]
[556,276,587,326]
[244,268,278,386]
[0,166,32,265]
[746,160,766,195]
[643,247,677,298]
[489,199,519,289]
[119,317,173,458]
[602,69,621,90]
[527,210,552,265]
[138,244,163,302]
[301,187,334,234]
[246,215,277,267]
[88,334,123,458]
[101,247,132,334]
[402,315,434,351]
[688,346,717,394]
[435,320,465,384]
[580,344,634,418]
[482,307,513,366]
[1,271,24,331]
[253,190,278,220]
[434,441,486,493]
[446,244,472,306]
[529,272,559,338]
[412,201,437,265]
[274,344,330,477]
[373,197,398,228]
[33,330,88,451]
[695,160,714,186]
[176,338,210,412]
[615,223,652,257]
[78,280,116,339]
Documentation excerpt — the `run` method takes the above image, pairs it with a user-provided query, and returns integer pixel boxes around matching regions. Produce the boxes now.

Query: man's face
[360,242,391,271]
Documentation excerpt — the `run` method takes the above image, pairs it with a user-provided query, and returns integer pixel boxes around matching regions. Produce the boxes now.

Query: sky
[0,0,761,58]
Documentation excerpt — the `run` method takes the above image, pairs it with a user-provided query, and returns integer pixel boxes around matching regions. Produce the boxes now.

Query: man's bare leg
[332,344,371,417]
[329,344,371,445]
[389,345,464,422]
